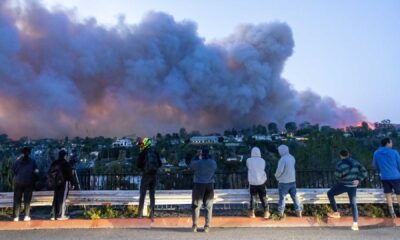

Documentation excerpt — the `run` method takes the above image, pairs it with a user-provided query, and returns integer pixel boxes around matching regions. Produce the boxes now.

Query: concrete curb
[1,217,399,231]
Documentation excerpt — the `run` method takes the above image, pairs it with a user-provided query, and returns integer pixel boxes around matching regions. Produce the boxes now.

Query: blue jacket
[190,158,217,184]
[373,147,400,180]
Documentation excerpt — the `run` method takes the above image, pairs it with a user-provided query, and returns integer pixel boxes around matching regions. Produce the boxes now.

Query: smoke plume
[0,1,364,138]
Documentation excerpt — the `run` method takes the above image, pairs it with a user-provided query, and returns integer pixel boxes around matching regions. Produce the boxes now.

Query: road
[0,227,399,240]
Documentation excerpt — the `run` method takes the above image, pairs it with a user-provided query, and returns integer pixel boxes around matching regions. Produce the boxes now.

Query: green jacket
[335,158,368,186]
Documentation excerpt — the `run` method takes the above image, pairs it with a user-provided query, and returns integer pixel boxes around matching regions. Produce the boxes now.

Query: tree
[179,128,187,139]
[0,134,9,144]
[285,122,297,134]
[268,122,278,134]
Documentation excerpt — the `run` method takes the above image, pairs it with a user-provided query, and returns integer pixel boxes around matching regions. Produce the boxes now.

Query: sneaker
[277,213,286,220]
[50,217,55,221]
[248,210,255,218]
[57,216,69,221]
[389,210,397,218]
[327,212,341,219]
[204,225,210,233]
[351,223,359,231]
[13,217,19,222]
[23,216,31,222]
[191,225,198,233]
[296,211,302,218]
[263,211,271,219]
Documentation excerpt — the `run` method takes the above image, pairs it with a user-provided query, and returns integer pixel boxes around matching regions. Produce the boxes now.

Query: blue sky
[41,0,400,124]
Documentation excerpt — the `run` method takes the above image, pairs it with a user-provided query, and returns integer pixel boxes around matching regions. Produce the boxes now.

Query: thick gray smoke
[0,1,364,138]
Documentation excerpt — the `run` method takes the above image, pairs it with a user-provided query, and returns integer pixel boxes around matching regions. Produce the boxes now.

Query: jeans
[13,183,33,218]
[278,182,302,214]
[138,174,156,217]
[192,183,214,227]
[249,184,269,212]
[327,183,358,222]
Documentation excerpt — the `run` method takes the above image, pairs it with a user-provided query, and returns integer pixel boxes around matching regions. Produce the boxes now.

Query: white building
[190,136,219,145]
[252,134,272,141]
[112,138,133,148]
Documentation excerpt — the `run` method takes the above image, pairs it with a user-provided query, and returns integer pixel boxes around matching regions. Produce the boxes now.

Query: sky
[39,0,400,124]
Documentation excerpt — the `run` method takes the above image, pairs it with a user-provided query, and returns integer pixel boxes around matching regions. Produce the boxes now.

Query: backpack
[47,162,65,189]
[144,149,159,174]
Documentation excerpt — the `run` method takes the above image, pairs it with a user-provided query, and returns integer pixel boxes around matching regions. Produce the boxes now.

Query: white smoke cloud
[0,0,364,139]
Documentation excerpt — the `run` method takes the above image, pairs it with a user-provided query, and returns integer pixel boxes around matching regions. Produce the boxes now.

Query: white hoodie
[275,145,296,183]
[246,147,267,186]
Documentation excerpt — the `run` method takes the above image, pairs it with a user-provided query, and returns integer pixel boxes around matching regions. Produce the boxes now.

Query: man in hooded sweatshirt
[246,147,270,218]
[275,144,302,218]
[12,147,38,222]
[373,138,400,218]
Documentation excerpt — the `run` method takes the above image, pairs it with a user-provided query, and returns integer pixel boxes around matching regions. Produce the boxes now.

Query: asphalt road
[0,227,399,240]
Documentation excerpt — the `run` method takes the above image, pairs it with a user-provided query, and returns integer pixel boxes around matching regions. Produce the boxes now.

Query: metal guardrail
[0,188,392,209]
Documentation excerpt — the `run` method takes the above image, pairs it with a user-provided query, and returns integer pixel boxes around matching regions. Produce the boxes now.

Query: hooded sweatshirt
[373,147,400,180]
[246,147,267,186]
[275,145,296,183]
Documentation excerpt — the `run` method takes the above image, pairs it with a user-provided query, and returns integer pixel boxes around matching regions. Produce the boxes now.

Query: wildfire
[356,121,376,130]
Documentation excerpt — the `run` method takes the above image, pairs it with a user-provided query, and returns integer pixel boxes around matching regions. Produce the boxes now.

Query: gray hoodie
[275,145,296,183]
[246,147,267,185]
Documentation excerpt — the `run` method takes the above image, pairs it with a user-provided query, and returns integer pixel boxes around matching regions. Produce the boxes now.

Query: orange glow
[356,121,376,130]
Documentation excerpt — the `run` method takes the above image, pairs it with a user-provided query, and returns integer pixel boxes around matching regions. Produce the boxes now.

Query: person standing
[246,147,270,218]
[275,144,302,218]
[373,137,400,218]
[48,149,78,220]
[137,138,162,219]
[190,147,217,233]
[12,147,38,222]
[327,150,368,231]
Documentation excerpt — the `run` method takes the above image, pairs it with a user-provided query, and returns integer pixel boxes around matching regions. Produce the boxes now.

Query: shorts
[382,179,400,194]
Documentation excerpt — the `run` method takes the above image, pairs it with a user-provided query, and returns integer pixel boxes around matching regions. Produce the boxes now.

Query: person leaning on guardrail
[327,150,368,231]
[190,146,217,233]
[246,146,270,219]
[11,147,39,222]
[373,137,400,218]
[274,144,303,219]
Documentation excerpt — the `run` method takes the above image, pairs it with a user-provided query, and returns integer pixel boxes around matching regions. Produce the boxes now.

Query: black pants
[249,184,269,211]
[192,183,214,227]
[52,182,69,218]
[138,174,156,217]
[13,183,33,218]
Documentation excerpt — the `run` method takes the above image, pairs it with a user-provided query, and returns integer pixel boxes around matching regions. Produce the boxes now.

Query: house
[112,138,133,148]
[190,136,219,145]
[178,159,188,168]
[252,134,272,141]
[226,155,244,162]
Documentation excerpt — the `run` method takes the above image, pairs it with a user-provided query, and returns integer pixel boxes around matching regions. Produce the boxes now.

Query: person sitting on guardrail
[136,137,162,220]
[275,144,302,219]
[327,150,367,231]
[190,146,217,233]
[246,147,270,219]
[11,147,39,222]
[373,137,400,218]
[47,149,78,220]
